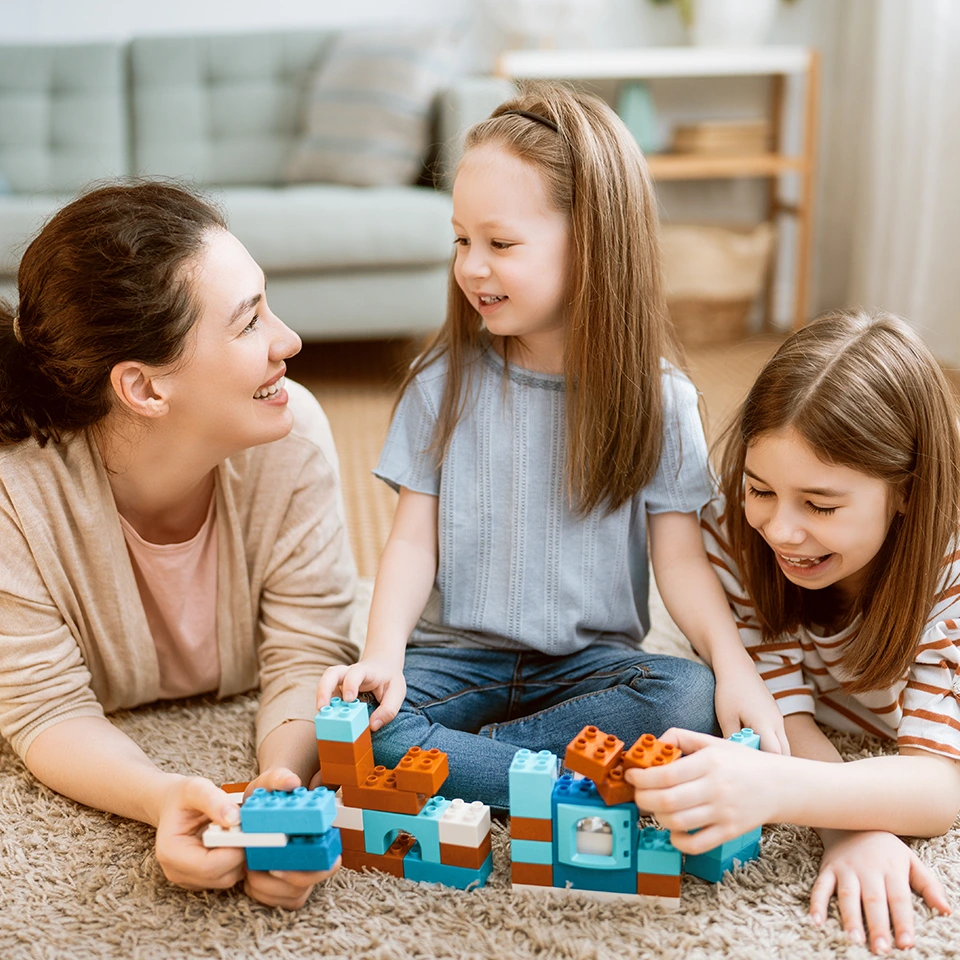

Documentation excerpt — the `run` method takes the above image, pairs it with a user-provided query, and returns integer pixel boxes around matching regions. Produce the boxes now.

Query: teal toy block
[403,845,493,890]
[241,786,336,835]
[553,860,638,895]
[556,801,635,871]
[636,827,681,876]
[245,829,342,872]
[511,838,552,865]
[314,698,370,743]
[509,749,558,819]
[551,774,608,812]
[700,825,762,862]
[729,728,761,751]
[684,839,760,883]
[362,796,451,863]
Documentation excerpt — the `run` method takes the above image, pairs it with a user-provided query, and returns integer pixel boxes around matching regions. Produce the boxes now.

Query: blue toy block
[555,800,635,871]
[684,839,760,883]
[509,749,559,819]
[729,728,761,751]
[362,797,451,863]
[511,838,553,865]
[403,845,493,890]
[550,774,609,812]
[241,786,337,835]
[636,827,682,876]
[245,829,342,872]
[700,825,762,862]
[314,698,370,743]
[553,860,639,896]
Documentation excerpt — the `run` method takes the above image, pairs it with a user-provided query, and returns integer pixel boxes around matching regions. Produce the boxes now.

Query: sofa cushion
[0,194,68,275]
[216,185,453,273]
[285,25,461,188]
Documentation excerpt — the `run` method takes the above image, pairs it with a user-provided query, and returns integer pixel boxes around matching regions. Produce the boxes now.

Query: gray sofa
[0,32,512,339]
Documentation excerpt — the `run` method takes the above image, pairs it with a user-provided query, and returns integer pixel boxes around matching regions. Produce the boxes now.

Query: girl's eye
[453,237,468,247]
[808,503,838,516]
[241,314,260,335]
[746,485,774,499]
[491,240,512,250]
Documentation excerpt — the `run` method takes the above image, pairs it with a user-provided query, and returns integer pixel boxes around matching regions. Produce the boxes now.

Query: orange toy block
[319,750,376,788]
[393,746,450,796]
[317,727,373,765]
[440,832,492,869]
[220,781,249,801]
[637,873,682,898]
[341,831,416,878]
[511,861,553,886]
[594,762,635,806]
[621,733,682,771]
[564,726,624,783]
[339,827,365,852]
[340,766,427,815]
[510,817,552,842]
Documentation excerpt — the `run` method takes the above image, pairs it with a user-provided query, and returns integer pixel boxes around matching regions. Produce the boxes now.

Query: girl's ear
[109,361,171,419]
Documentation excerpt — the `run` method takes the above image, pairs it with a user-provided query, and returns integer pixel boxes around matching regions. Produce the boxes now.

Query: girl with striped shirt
[628,310,960,955]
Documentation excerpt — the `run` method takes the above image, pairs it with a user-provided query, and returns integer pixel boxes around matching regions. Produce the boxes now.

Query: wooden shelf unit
[497,46,820,329]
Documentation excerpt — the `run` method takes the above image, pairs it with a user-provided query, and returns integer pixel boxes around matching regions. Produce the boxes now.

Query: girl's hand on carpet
[155,776,246,891]
[624,728,779,853]
[318,657,406,732]
[813,829,951,955]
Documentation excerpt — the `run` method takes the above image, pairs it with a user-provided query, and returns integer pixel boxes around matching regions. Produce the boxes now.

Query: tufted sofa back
[129,31,339,187]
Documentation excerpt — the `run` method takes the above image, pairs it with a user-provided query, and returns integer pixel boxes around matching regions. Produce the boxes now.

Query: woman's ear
[109,361,170,419]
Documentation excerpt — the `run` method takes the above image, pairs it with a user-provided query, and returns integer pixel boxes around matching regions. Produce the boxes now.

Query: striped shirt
[702,499,960,760]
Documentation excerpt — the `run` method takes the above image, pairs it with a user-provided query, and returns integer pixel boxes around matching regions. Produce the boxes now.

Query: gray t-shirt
[375,346,713,656]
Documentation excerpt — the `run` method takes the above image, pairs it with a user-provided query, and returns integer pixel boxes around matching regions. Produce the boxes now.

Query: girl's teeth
[254,377,284,400]
[480,295,503,304]
[782,555,826,567]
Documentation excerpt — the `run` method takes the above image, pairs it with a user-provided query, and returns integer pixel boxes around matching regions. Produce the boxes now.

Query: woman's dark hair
[0,180,227,446]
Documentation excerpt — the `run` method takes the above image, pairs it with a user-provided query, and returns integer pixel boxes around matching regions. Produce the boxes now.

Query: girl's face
[160,229,302,458]
[452,144,570,353]
[743,427,902,602]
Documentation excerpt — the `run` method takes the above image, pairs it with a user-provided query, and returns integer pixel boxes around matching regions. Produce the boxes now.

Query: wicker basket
[661,222,775,347]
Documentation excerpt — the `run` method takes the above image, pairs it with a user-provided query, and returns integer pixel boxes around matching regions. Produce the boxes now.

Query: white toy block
[202,824,288,848]
[333,793,364,831]
[437,798,491,847]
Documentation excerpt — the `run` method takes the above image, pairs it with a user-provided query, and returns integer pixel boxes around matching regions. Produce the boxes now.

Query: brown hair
[719,308,960,691]
[0,180,227,447]
[400,81,680,515]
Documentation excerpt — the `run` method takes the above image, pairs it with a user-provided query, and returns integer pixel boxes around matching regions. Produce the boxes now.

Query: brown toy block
[339,827,365,852]
[341,831,416,878]
[510,817,552,842]
[440,832,492,869]
[317,727,373,765]
[637,873,682,898]
[511,861,553,886]
[340,766,427,815]
[220,781,250,798]
[319,749,376,788]
[564,726,624,782]
[393,746,450,796]
[622,733,682,771]
[594,762,635,806]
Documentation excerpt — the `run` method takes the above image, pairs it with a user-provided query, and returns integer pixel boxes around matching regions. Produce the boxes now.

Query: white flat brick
[437,798,491,847]
[202,824,288,848]
[333,794,364,831]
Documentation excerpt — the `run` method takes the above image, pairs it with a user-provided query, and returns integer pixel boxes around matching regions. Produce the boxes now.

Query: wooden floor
[287,335,782,578]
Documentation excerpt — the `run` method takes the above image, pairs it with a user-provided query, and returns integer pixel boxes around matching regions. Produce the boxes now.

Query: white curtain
[846,0,960,364]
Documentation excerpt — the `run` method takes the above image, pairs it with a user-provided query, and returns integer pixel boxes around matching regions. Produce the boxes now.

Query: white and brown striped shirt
[702,499,960,760]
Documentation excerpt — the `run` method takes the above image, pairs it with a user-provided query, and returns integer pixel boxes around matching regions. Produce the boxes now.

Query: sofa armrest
[434,75,517,191]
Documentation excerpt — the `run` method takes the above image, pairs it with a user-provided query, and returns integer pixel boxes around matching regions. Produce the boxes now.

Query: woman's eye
[808,503,838,516]
[242,314,260,334]
[747,485,774,499]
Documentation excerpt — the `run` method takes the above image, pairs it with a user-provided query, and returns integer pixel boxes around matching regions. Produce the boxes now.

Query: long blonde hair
[719,309,960,692]
[398,81,680,515]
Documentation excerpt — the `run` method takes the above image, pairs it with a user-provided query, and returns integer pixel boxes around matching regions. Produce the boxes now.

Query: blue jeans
[371,644,717,811]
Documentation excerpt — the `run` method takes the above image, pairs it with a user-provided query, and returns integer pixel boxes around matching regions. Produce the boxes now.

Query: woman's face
[160,229,302,458]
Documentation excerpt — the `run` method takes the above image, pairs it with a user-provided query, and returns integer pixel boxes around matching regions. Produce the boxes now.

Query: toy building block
[684,839,761,883]
[341,766,428,815]
[697,826,762,863]
[621,733,682,771]
[314,698,370,744]
[511,861,553,887]
[220,781,250,803]
[555,797,635,871]
[636,872,682,898]
[319,752,376,788]
[333,793,364,832]
[339,827,365,852]
[440,832,492,869]
[510,817,552,842]
[403,845,493,890]
[394,746,450,796]
[246,830,342,872]
[553,861,639,896]
[594,762,634,807]
[240,786,337,836]
[509,749,559,819]
[361,796,450,862]
[511,838,552,865]
[636,827,682,875]
[564,726,624,783]
[317,726,373,765]
[202,824,288,848]
[729,727,761,751]
[341,832,415,879]
[438,799,492,849]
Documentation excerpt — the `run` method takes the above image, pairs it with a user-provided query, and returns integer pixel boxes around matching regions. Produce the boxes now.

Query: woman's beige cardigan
[0,381,359,761]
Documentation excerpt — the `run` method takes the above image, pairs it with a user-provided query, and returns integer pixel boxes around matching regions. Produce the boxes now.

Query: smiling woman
[0,181,359,910]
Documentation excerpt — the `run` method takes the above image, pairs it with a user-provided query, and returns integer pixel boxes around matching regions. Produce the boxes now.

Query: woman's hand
[713,659,790,755]
[317,656,406,732]
[813,829,950,955]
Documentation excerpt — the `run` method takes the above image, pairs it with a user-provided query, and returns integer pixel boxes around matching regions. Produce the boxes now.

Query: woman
[0,181,358,909]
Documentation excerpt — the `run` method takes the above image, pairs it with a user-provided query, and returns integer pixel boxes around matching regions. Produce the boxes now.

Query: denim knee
[642,656,717,736]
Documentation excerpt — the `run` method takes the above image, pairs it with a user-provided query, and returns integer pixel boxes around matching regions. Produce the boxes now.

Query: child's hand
[713,660,790,755]
[317,657,406,732]
[813,829,950,955]
[624,728,782,852]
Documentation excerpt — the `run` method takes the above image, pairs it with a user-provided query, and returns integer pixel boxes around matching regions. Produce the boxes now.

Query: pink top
[119,497,221,699]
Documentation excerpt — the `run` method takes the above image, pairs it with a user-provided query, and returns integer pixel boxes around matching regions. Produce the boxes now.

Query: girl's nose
[462,247,491,279]
[765,507,805,546]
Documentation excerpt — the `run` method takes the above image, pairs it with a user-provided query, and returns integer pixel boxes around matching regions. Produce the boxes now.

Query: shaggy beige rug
[2,579,958,960]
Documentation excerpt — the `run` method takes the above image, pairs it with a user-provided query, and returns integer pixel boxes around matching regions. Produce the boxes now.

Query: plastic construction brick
[361,797,451,862]
[339,827,365,852]
[636,872,682,898]
[440,833,492,870]
[220,782,249,803]
[510,816,552,842]
[240,786,337,836]
[551,774,608,812]
[319,750,376,788]
[508,749,559,819]
[511,838,553,865]
[621,733,682,772]
[202,824,287,848]
[729,728,761,751]
[403,845,493,890]
[684,839,760,883]
[699,825,762,862]
[317,727,373,765]
[341,833,415,879]
[553,860,638,896]
[555,800,636,871]
[245,829,342,872]
[636,827,681,876]
[394,746,450,796]
[512,861,553,887]
[333,794,364,832]
[594,763,635,807]
[438,799,492,849]
[564,726,624,783]
[340,766,428,815]
[314,698,370,744]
